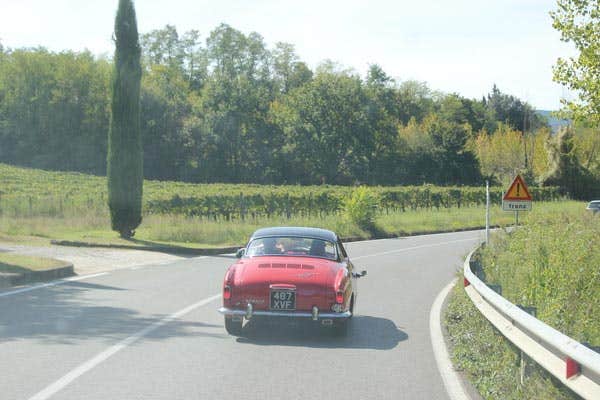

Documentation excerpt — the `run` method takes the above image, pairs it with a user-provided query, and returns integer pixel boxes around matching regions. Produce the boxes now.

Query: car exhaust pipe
[312,306,319,321]
[321,319,333,326]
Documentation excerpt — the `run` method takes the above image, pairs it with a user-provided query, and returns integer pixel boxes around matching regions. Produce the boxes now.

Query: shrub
[343,186,378,229]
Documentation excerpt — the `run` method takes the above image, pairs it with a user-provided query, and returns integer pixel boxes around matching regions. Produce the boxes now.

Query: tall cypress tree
[107,0,143,238]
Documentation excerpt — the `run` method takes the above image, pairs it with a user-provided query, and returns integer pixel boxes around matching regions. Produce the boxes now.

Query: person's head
[310,239,326,256]
[264,237,278,254]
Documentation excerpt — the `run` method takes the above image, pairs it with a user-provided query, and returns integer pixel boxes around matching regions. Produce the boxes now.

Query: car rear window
[246,236,338,260]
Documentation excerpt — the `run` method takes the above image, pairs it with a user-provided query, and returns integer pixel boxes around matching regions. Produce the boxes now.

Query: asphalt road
[0,230,482,400]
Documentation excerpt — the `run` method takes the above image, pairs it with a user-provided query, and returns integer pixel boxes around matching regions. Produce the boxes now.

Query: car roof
[250,227,338,242]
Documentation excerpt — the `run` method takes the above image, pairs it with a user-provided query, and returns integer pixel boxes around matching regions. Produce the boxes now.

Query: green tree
[0,22,556,187]
[198,24,276,183]
[573,125,600,176]
[140,25,182,69]
[438,93,496,133]
[399,115,482,185]
[540,127,599,199]
[272,42,297,94]
[395,80,434,124]
[141,63,195,181]
[485,84,545,132]
[271,68,371,184]
[107,0,143,238]
[551,0,600,124]
[423,115,482,184]
[469,124,531,185]
[180,29,207,90]
[365,64,402,184]
[0,49,110,172]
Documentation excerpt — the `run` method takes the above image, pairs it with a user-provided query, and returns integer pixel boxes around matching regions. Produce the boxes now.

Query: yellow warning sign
[503,175,532,201]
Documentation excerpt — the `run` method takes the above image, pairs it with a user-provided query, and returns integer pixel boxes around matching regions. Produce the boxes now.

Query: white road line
[352,237,479,260]
[156,257,204,265]
[0,272,109,298]
[130,255,210,269]
[429,279,471,400]
[27,293,222,400]
[344,228,485,244]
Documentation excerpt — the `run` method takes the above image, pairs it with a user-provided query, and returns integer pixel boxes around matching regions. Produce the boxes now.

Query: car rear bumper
[218,306,351,320]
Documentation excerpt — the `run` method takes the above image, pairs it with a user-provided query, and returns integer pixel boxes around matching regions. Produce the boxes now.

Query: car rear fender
[334,267,351,309]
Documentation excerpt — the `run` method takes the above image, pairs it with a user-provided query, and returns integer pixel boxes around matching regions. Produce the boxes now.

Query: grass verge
[0,201,584,249]
[444,283,579,400]
[443,204,597,399]
[479,209,599,345]
[0,253,69,274]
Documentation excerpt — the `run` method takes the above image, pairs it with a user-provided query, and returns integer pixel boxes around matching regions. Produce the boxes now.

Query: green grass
[444,283,578,400]
[0,201,584,249]
[0,253,68,273]
[479,206,600,345]
[0,162,561,221]
[443,202,596,399]
[0,162,576,249]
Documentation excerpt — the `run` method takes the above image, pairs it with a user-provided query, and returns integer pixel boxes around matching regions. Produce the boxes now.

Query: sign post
[485,180,490,244]
[502,175,532,225]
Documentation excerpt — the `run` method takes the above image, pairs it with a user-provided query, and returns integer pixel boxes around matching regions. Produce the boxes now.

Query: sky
[0,0,576,110]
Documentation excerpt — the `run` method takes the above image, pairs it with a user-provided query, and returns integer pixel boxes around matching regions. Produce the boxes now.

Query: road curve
[0,230,482,400]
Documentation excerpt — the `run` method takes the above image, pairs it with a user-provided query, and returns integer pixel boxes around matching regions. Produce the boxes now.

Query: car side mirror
[235,248,245,258]
[353,270,367,278]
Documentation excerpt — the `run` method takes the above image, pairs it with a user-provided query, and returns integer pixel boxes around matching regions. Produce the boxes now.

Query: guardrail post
[566,357,580,379]
[520,349,526,385]
[517,305,537,385]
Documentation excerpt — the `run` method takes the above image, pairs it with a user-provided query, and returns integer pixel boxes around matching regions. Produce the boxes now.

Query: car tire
[225,317,243,336]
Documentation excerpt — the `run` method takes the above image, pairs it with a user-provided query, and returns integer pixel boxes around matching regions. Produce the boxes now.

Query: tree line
[0,23,561,187]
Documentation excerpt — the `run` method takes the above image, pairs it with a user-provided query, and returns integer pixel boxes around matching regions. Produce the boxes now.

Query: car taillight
[335,291,344,304]
[223,285,231,300]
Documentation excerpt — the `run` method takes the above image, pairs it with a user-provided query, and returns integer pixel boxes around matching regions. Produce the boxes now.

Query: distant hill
[536,110,571,133]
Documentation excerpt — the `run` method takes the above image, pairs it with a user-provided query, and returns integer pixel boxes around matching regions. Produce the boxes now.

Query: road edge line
[352,237,478,260]
[430,279,471,400]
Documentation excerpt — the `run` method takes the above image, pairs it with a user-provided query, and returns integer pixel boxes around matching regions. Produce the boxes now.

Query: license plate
[270,290,296,310]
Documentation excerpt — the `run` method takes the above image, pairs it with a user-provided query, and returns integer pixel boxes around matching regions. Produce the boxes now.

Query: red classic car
[218,227,367,336]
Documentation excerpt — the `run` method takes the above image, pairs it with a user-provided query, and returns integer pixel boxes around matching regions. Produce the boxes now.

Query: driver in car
[263,237,282,255]
[309,239,326,257]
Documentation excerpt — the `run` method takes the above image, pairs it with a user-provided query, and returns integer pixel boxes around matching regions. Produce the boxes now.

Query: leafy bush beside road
[343,187,378,229]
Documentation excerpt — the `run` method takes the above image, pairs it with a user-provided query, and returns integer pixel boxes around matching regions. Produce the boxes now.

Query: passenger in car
[264,237,282,255]
[310,240,326,257]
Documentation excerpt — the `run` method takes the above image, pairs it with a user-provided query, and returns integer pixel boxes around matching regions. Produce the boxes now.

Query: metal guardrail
[463,248,600,399]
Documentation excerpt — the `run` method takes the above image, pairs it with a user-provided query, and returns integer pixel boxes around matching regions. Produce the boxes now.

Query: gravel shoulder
[0,242,187,275]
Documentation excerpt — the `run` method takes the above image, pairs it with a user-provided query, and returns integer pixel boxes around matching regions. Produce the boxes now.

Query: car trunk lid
[233,256,341,310]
